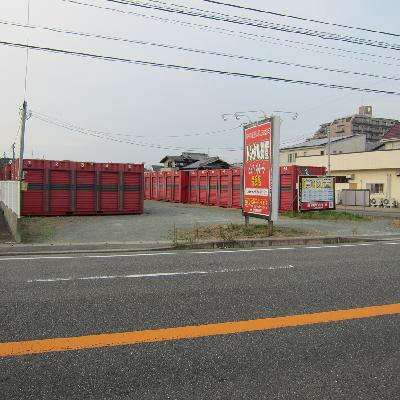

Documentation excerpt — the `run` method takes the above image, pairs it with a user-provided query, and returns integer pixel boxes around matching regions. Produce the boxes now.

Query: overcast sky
[1,0,400,166]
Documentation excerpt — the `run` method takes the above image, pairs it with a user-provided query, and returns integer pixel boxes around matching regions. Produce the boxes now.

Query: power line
[2,40,400,95]
[2,18,400,82]
[31,110,242,139]
[30,112,244,151]
[201,0,400,39]
[60,0,400,68]
[102,0,400,51]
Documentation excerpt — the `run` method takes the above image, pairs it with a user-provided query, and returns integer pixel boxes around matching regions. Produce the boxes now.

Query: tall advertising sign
[243,120,273,219]
[298,175,336,211]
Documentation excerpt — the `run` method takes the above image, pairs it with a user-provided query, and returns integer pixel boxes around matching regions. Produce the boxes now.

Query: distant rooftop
[382,122,400,141]
[281,136,351,150]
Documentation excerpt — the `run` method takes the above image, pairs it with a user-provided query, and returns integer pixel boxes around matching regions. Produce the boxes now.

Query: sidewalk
[336,205,400,218]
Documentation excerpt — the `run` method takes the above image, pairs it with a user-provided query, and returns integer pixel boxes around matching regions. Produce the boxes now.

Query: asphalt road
[1,241,399,399]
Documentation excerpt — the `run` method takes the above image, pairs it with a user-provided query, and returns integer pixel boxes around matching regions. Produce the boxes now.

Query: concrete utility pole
[18,100,27,181]
[327,122,332,175]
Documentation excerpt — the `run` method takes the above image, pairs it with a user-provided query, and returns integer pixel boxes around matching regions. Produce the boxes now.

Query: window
[320,150,325,155]
[288,153,297,163]
[366,183,384,194]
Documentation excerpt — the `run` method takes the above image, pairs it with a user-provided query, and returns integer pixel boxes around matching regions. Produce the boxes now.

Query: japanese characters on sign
[298,176,336,211]
[243,121,272,218]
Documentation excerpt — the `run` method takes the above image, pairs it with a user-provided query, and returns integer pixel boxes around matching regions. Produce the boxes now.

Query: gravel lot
[19,200,400,244]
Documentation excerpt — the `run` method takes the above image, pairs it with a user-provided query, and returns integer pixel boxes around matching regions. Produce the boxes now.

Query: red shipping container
[165,171,174,202]
[198,170,208,204]
[208,169,220,206]
[279,165,326,212]
[15,159,143,216]
[156,171,166,201]
[231,168,242,209]
[151,172,158,200]
[188,171,199,204]
[75,162,96,214]
[144,172,151,200]
[171,171,189,203]
[219,169,234,208]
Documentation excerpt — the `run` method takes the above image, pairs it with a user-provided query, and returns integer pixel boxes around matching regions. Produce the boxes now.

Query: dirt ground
[19,200,400,244]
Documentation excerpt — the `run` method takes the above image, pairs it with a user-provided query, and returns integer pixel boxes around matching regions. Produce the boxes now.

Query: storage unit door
[49,170,71,215]
[123,172,142,213]
[219,173,232,208]
[151,176,158,200]
[199,175,208,204]
[208,174,219,205]
[165,175,173,201]
[189,174,198,203]
[22,168,45,215]
[144,173,151,200]
[76,171,96,214]
[100,172,119,213]
[232,172,242,208]
[279,173,295,211]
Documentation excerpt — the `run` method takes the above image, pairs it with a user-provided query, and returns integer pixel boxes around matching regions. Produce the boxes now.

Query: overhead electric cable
[2,18,400,82]
[31,110,242,139]
[60,0,400,68]
[102,0,400,51]
[30,112,244,151]
[2,40,400,95]
[201,0,400,38]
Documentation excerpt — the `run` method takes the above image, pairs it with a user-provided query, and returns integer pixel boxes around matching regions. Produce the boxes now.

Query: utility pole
[18,100,27,181]
[327,122,332,175]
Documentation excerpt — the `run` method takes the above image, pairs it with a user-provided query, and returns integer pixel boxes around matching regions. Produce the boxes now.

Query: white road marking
[0,241,398,262]
[27,265,295,283]
[0,252,177,262]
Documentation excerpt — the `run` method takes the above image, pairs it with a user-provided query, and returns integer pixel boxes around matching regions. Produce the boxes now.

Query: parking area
[17,200,400,244]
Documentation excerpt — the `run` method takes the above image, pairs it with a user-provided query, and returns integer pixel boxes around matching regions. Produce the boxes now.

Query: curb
[0,235,398,257]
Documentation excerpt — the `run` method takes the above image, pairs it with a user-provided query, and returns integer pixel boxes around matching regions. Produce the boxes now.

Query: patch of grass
[280,210,369,221]
[174,223,310,244]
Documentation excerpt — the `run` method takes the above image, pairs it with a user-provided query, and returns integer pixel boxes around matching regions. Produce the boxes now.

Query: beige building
[280,135,368,166]
[295,149,400,203]
[313,106,397,142]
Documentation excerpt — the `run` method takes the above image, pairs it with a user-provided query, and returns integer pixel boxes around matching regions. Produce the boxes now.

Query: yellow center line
[1,303,399,358]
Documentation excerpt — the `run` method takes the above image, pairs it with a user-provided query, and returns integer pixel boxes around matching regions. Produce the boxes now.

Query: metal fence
[340,189,370,207]
[0,181,20,217]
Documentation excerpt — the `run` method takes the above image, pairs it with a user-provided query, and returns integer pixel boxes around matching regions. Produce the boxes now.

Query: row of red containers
[144,165,326,211]
[144,169,242,208]
[1,159,144,216]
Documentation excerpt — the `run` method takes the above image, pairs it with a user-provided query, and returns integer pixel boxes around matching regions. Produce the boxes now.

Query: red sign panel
[243,121,272,218]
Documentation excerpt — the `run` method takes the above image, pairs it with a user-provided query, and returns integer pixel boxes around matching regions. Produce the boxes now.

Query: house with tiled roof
[381,122,400,150]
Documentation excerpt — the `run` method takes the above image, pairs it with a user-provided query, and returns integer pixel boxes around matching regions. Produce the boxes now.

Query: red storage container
[279,165,326,212]
[156,171,166,201]
[219,169,233,208]
[165,171,174,202]
[231,168,242,209]
[208,169,220,206]
[75,162,96,214]
[171,171,189,203]
[198,170,208,204]
[21,159,47,215]
[121,163,143,214]
[151,172,158,200]
[188,171,199,204]
[16,159,144,216]
[144,172,151,200]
